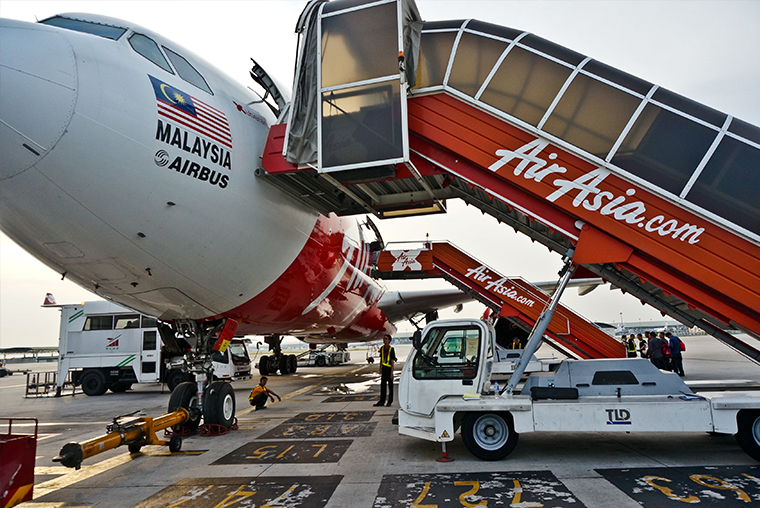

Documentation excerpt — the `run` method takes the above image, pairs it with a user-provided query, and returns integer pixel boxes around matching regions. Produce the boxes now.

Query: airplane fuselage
[0,14,394,341]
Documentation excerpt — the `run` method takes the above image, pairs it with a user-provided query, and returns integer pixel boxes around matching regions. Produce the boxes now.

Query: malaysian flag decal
[149,75,232,149]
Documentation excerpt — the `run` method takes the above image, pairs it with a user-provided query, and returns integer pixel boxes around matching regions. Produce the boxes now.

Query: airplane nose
[0,19,77,180]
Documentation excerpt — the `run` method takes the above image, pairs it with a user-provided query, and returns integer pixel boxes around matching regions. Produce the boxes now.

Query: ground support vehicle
[398,318,760,462]
[296,345,351,368]
[52,301,251,396]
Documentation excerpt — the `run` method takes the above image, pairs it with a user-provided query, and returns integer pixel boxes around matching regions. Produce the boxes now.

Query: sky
[1,0,759,348]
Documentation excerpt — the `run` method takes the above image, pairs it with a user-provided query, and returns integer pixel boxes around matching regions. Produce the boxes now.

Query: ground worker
[374,334,397,407]
[248,376,281,410]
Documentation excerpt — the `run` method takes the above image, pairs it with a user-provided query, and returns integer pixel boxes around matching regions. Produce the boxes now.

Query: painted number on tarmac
[598,466,760,505]
[134,475,342,508]
[374,472,582,507]
[212,440,352,464]
[258,422,376,439]
[285,411,375,423]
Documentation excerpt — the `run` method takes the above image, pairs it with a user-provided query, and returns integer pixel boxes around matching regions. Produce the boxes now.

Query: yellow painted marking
[33,453,135,499]
[34,466,69,475]
[247,445,278,460]
[141,450,206,456]
[6,483,33,506]
[212,484,255,508]
[312,444,327,457]
[690,474,751,502]
[167,485,214,507]
[260,484,297,508]
[276,444,295,459]
[237,365,369,416]
[454,481,487,507]
[411,481,437,508]
[642,476,699,503]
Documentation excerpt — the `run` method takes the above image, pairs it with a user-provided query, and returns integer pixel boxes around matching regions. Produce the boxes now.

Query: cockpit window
[163,47,212,94]
[40,16,127,40]
[129,33,173,73]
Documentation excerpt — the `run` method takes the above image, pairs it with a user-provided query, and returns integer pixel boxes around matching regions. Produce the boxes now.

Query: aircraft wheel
[169,434,182,453]
[258,355,270,376]
[316,356,326,367]
[279,355,290,375]
[128,443,142,453]
[168,381,201,431]
[203,381,236,428]
[80,370,108,396]
[289,354,297,374]
[735,409,760,461]
[461,412,519,461]
[109,382,132,393]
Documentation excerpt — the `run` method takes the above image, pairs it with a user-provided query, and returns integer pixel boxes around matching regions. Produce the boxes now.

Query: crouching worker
[248,376,281,410]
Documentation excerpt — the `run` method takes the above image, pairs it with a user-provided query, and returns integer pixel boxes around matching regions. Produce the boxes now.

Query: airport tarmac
[2,336,760,507]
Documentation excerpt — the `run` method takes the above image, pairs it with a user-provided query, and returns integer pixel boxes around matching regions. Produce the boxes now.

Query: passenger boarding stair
[374,241,624,359]
[258,0,760,362]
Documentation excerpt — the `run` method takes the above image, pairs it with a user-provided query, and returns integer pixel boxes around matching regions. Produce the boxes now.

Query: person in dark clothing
[374,334,397,407]
[637,333,647,358]
[648,332,666,370]
[666,332,685,377]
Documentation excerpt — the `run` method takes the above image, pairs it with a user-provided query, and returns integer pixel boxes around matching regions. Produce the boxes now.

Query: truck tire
[167,370,189,392]
[109,382,132,393]
[80,370,108,396]
[168,381,201,431]
[316,355,326,367]
[461,412,519,461]
[169,434,182,453]
[279,355,290,375]
[258,355,270,376]
[289,354,297,374]
[203,381,235,428]
[735,409,760,461]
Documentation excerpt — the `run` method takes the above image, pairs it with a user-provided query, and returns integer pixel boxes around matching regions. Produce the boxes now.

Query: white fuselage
[0,14,392,340]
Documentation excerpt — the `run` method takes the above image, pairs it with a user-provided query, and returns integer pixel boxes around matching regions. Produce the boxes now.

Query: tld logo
[605,408,631,425]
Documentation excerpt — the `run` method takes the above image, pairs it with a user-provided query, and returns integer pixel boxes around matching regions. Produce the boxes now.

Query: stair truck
[53,301,251,396]
[397,256,760,462]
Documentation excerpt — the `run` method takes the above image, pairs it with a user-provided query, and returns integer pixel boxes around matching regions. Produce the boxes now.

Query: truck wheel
[203,381,236,427]
[167,370,189,392]
[279,355,290,375]
[462,412,519,461]
[80,370,108,396]
[258,355,270,376]
[168,381,201,431]
[316,356,326,367]
[109,382,132,393]
[169,434,182,453]
[289,354,297,374]
[735,409,760,461]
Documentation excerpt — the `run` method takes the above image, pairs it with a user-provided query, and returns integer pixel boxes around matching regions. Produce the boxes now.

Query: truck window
[141,316,157,328]
[114,314,140,329]
[142,331,157,351]
[211,351,229,364]
[227,342,249,365]
[413,326,481,380]
[83,315,113,331]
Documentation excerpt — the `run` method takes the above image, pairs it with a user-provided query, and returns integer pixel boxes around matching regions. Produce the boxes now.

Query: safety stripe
[68,310,84,323]
[117,355,136,367]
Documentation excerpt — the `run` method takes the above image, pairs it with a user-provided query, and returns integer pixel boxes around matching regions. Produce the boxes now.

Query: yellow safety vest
[381,346,394,367]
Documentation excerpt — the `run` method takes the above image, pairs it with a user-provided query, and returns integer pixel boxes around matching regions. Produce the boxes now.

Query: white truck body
[55,301,251,395]
[398,319,760,461]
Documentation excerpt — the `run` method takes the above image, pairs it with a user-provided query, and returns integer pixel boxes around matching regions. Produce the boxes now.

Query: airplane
[0,9,604,422]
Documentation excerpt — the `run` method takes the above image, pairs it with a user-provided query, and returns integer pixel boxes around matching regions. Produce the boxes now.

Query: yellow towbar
[54,409,189,469]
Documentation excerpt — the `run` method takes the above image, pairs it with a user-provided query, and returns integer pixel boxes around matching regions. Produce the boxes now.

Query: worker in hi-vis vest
[374,334,397,407]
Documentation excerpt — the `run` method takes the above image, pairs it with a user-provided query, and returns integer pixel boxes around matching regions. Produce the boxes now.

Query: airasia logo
[390,250,423,271]
[489,138,704,245]
[465,266,536,308]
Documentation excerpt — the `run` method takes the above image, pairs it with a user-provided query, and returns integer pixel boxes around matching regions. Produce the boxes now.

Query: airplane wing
[377,288,471,324]
[377,278,607,325]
